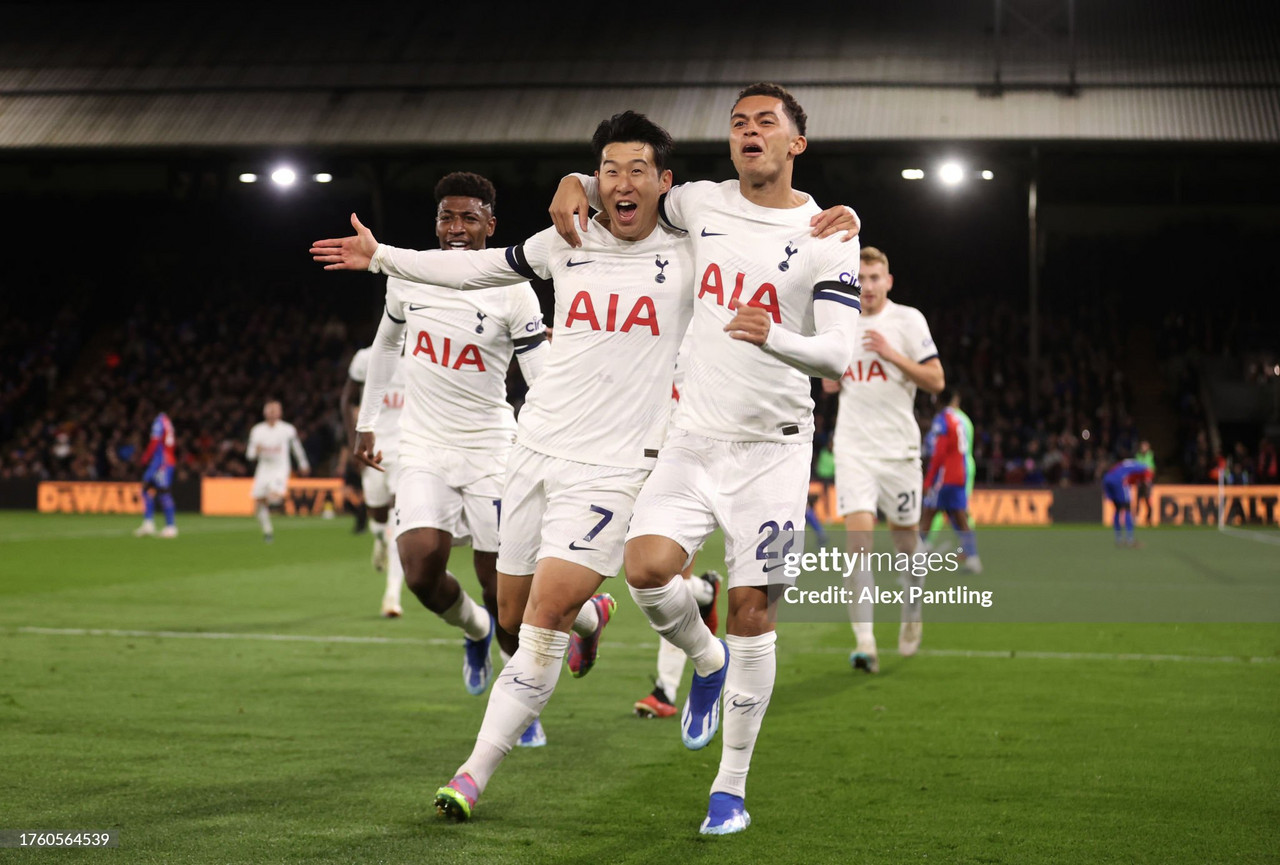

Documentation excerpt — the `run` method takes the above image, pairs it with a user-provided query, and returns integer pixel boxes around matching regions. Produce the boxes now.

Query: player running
[313,110,857,826]
[245,400,309,543]
[1104,457,1152,547]
[820,245,944,674]
[343,340,407,616]
[551,82,863,835]
[919,388,981,573]
[352,173,548,731]
[133,411,178,538]
[316,113,693,822]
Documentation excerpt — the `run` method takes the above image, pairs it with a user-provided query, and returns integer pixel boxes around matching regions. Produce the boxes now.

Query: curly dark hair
[434,172,497,211]
[591,110,675,171]
[734,82,807,136]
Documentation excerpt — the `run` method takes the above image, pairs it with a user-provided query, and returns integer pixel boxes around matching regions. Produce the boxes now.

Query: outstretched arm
[311,214,527,289]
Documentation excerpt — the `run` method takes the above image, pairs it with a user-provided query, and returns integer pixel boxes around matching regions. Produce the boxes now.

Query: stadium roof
[1,0,1277,148]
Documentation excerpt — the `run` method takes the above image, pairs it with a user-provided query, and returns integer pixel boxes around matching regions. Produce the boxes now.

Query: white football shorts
[393,447,505,552]
[496,443,648,578]
[251,467,290,502]
[626,427,810,589]
[834,452,923,526]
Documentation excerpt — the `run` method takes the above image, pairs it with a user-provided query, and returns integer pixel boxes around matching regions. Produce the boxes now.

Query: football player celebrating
[550,82,863,834]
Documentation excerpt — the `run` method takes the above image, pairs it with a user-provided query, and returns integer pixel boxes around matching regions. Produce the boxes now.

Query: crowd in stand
[1,291,359,484]
[3,284,1269,489]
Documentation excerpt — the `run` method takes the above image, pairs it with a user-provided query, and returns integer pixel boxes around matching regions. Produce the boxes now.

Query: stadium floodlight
[313,173,333,183]
[270,167,297,187]
[238,173,258,183]
[901,168,925,180]
[938,162,965,185]
[981,170,995,180]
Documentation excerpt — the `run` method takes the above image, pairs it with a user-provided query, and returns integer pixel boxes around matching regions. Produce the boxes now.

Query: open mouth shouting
[614,200,639,225]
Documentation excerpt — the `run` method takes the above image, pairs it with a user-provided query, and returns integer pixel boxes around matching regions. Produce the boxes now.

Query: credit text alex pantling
[782,584,995,608]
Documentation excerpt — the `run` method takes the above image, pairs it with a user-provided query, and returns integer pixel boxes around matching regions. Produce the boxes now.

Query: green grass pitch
[1,512,1277,864]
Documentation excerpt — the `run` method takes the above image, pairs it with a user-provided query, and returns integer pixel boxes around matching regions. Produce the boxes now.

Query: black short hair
[591,111,674,172]
[735,82,807,136]
[939,386,961,407]
[434,172,497,212]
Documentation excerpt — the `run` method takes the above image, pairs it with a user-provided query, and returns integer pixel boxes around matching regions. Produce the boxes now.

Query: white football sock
[711,631,777,800]
[655,637,686,702]
[849,568,876,652]
[369,519,386,544]
[571,599,599,638]
[256,503,273,535]
[458,624,568,793]
[440,585,491,642]
[630,577,724,677]
[384,526,403,603]
[687,575,715,606]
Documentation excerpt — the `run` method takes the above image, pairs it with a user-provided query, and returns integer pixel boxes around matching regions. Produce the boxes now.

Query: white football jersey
[247,421,308,474]
[348,346,406,454]
[832,298,938,459]
[660,180,862,444]
[374,218,694,470]
[381,277,544,462]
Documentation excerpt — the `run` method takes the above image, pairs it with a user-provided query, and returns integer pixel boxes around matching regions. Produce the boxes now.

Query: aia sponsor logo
[698,263,781,323]
[413,330,486,371]
[841,359,888,383]
[564,291,659,335]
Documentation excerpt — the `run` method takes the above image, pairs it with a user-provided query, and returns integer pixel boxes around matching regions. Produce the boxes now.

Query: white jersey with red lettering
[832,298,938,460]
[373,217,693,470]
[659,179,862,444]
[348,346,406,455]
[380,277,543,466]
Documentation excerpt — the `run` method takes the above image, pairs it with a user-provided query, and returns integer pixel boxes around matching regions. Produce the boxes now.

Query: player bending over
[1103,457,1152,547]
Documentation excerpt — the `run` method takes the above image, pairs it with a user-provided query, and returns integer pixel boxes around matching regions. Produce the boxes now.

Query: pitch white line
[1218,526,1280,546]
[6,627,1276,665]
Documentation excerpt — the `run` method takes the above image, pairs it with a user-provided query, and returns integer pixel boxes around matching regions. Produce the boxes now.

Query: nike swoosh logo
[762,562,788,573]
[566,259,595,268]
[700,228,726,237]
[568,541,597,551]
[408,304,429,311]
